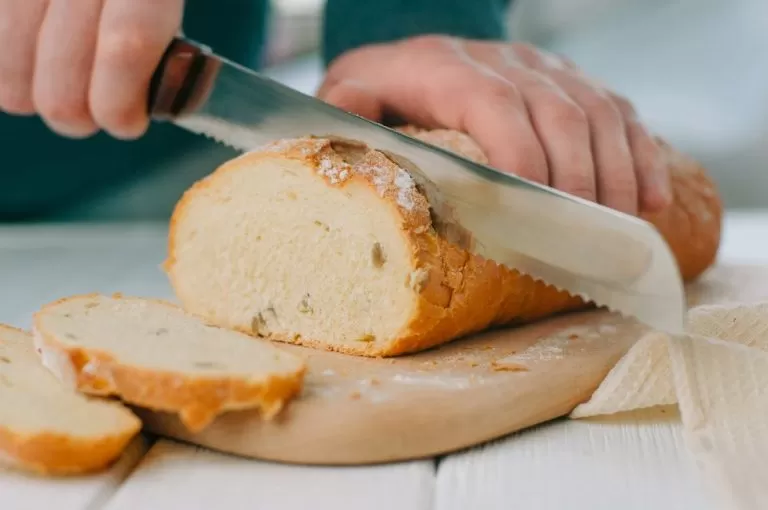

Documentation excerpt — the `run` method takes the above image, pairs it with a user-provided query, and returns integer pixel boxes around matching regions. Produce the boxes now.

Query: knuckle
[508,43,544,68]
[98,29,159,67]
[509,42,537,59]
[478,76,519,102]
[582,93,622,123]
[610,93,636,117]
[547,99,588,130]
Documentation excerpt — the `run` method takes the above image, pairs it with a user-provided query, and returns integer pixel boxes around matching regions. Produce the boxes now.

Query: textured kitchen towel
[570,268,768,510]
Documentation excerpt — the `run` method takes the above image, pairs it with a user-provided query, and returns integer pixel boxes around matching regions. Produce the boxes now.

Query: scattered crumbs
[285,190,298,200]
[64,333,78,341]
[598,324,618,334]
[356,334,375,343]
[256,235,262,241]
[481,346,494,351]
[63,313,72,319]
[469,362,479,368]
[155,328,169,336]
[497,324,610,365]
[0,356,9,363]
[491,361,529,372]
[349,390,362,400]
[84,302,99,310]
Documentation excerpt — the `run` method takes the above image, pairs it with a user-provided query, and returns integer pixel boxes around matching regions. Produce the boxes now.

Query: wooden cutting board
[137,265,767,466]
[136,308,647,464]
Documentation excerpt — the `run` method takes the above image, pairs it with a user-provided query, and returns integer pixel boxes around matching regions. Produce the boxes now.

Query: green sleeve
[322,0,513,66]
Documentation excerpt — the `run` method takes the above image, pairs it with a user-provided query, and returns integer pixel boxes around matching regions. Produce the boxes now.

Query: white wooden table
[2,211,767,510]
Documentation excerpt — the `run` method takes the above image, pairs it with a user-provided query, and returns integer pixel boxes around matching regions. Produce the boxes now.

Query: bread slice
[165,129,722,357]
[32,294,306,433]
[0,324,140,475]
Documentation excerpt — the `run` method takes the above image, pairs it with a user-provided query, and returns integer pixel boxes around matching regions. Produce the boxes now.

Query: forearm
[322,0,512,66]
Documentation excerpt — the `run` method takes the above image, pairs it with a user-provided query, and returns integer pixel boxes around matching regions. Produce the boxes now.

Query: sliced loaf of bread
[165,129,722,357]
[32,294,306,432]
[0,325,140,475]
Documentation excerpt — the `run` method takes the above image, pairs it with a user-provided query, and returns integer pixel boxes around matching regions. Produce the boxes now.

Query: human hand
[318,35,672,216]
[0,0,184,139]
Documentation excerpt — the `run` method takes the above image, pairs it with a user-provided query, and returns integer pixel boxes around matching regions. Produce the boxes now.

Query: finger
[33,0,102,137]
[455,76,549,185]
[0,0,47,115]
[317,80,384,121]
[465,42,596,201]
[611,94,671,213]
[546,72,638,215]
[90,0,183,139]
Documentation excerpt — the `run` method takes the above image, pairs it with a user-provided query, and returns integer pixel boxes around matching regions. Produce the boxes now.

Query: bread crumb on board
[491,360,530,372]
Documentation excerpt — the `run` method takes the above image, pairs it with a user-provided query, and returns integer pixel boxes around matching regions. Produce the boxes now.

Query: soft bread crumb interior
[0,327,136,437]
[170,157,417,349]
[36,296,303,377]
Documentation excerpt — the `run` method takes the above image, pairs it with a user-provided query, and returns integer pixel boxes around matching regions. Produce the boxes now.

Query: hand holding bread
[320,35,672,216]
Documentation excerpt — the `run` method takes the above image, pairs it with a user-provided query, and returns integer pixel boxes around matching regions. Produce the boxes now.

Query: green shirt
[0,0,510,221]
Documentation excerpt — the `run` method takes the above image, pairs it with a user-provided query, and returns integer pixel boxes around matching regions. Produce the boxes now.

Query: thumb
[317,80,384,122]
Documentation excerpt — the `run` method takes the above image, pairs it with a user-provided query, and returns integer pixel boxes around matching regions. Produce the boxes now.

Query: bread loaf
[0,325,140,475]
[32,294,306,432]
[165,129,722,357]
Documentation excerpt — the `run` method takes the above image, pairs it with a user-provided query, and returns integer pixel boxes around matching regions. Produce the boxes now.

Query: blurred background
[1,0,766,221]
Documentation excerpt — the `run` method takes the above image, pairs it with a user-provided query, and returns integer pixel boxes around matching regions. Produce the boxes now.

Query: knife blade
[148,37,686,334]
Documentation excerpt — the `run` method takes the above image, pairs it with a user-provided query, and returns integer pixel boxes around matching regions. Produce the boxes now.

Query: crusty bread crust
[32,295,307,433]
[166,129,722,357]
[0,324,141,476]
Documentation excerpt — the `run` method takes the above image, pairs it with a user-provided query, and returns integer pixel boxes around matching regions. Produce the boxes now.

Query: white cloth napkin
[570,265,768,509]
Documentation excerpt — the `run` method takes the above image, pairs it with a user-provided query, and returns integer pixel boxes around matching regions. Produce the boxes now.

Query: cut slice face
[32,294,306,432]
[0,324,141,475]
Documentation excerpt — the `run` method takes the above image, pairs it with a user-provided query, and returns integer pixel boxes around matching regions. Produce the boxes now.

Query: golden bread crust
[166,129,722,357]
[32,296,306,432]
[0,324,141,476]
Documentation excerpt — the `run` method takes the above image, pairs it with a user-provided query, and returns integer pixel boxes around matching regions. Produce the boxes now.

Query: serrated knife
[148,37,686,334]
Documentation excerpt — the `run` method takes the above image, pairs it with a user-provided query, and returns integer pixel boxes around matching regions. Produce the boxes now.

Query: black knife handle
[148,37,216,120]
